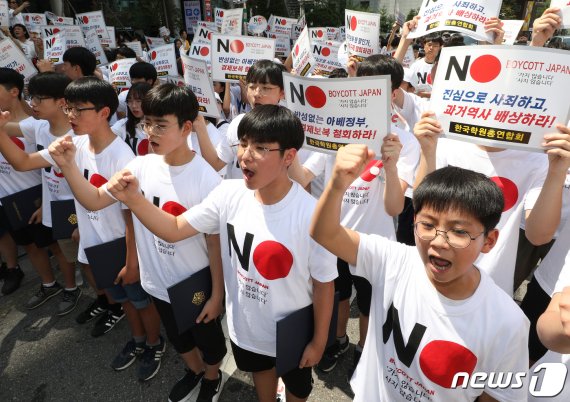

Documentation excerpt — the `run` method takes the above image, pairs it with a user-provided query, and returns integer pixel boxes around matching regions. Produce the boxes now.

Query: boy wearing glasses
[49,83,227,402]
[105,105,337,402]
[310,150,530,402]
[0,72,81,314]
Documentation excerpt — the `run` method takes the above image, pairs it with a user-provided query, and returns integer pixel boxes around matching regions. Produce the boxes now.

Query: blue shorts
[105,281,151,309]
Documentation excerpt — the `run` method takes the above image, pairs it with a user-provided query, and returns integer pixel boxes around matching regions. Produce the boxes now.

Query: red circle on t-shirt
[137,139,149,156]
[10,137,25,151]
[419,340,478,388]
[426,73,432,85]
[162,201,187,216]
[89,173,108,188]
[490,176,518,212]
[253,241,293,280]
[469,55,501,83]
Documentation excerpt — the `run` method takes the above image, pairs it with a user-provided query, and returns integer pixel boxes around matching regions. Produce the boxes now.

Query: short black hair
[126,82,152,137]
[413,166,504,233]
[0,67,25,99]
[129,62,157,84]
[245,59,285,89]
[238,105,304,151]
[357,54,404,91]
[423,32,444,45]
[62,47,97,76]
[64,77,119,120]
[142,83,199,127]
[28,72,71,98]
[116,46,137,59]
[328,68,348,79]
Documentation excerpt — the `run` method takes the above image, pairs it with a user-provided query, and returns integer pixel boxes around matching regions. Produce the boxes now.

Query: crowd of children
[1,3,570,402]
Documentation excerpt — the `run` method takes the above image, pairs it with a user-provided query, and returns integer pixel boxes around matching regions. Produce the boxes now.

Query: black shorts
[520,276,551,362]
[152,296,227,365]
[335,258,372,316]
[0,206,54,247]
[230,340,313,399]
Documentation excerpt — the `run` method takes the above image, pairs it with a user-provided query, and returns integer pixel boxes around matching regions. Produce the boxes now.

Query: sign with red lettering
[345,9,380,59]
[109,58,136,92]
[551,0,570,28]
[149,43,177,77]
[291,27,316,76]
[0,38,37,80]
[180,55,220,118]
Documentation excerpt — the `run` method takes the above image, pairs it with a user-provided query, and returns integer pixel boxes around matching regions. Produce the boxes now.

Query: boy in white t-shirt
[311,145,529,401]
[51,83,228,402]
[107,105,337,402]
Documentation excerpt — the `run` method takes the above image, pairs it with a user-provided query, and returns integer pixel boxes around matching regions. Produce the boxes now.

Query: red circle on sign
[111,63,118,71]
[162,201,187,216]
[317,30,324,38]
[295,44,299,56]
[322,47,331,57]
[230,40,244,53]
[151,51,157,60]
[469,55,501,83]
[219,11,224,17]
[419,340,478,388]
[490,176,518,211]
[200,47,209,56]
[281,19,287,26]
[53,28,60,34]
[82,16,89,24]
[10,137,25,151]
[305,86,326,109]
[89,173,108,188]
[253,241,293,280]
[350,16,357,31]
[207,32,212,40]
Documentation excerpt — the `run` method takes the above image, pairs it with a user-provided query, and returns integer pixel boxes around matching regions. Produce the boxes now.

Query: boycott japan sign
[22,13,47,28]
[211,34,275,82]
[220,8,243,35]
[180,55,220,118]
[39,25,85,49]
[431,46,570,153]
[188,42,212,73]
[0,38,37,80]
[292,26,316,77]
[312,43,343,75]
[44,33,67,64]
[283,73,390,155]
[76,10,110,40]
[345,10,380,59]
[408,0,501,42]
[149,43,178,77]
[109,58,136,92]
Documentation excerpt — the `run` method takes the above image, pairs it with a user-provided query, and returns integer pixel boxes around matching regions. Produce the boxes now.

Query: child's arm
[193,115,227,172]
[382,134,405,217]
[310,144,374,266]
[288,155,316,188]
[0,113,49,171]
[106,169,200,243]
[413,111,442,188]
[222,83,232,118]
[114,210,140,285]
[393,16,420,64]
[12,1,30,16]
[525,124,570,245]
[48,136,117,211]
[196,234,224,324]
[299,278,334,368]
[537,287,570,354]
[530,7,561,48]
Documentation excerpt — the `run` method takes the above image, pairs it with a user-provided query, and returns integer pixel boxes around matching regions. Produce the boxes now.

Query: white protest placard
[180,55,220,118]
[82,27,108,66]
[290,23,302,41]
[308,27,327,43]
[211,34,275,82]
[0,1,9,28]
[401,46,415,68]
[145,36,164,49]
[109,58,136,92]
[220,8,242,35]
[125,41,143,58]
[339,26,346,41]
[501,20,525,45]
[45,11,74,25]
[312,42,343,75]
[100,26,116,48]
[76,10,110,40]
[188,42,211,73]
[0,38,37,79]
[551,0,570,28]
[194,25,216,45]
[283,73,390,155]
[268,15,296,36]
[408,0,501,42]
[44,33,67,64]
[345,10,380,59]
[183,1,201,33]
[22,13,47,28]
[164,75,186,86]
[214,8,225,32]
[431,46,570,153]
[149,43,178,78]
[327,27,340,41]
[292,26,316,76]
[266,32,290,57]
[248,15,267,35]
[197,21,217,31]
[41,25,85,49]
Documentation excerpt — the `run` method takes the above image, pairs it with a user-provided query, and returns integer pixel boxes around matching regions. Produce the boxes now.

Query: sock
[43,281,56,288]
[146,338,161,348]
[65,286,78,292]
[355,343,363,353]
[337,334,347,344]
[133,335,146,345]
[97,294,109,308]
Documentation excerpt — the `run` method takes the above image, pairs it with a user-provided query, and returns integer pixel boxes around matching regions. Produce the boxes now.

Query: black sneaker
[347,347,363,382]
[25,282,63,309]
[137,336,166,382]
[111,339,145,371]
[197,370,223,402]
[76,299,108,324]
[91,308,125,338]
[1,266,24,295]
[0,262,7,279]
[316,335,350,373]
[168,368,204,402]
[57,287,82,316]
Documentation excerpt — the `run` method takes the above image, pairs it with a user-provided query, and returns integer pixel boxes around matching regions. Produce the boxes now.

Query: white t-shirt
[40,135,134,263]
[184,180,337,356]
[9,10,24,27]
[353,233,529,402]
[16,39,36,59]
[394,89,431,132]
[0,136,41,203]
[409,58,435,94]
[124,153,221,302]
[111,117,150,156]
[20,118,74,228]
[189,122,223,157]
[436,139,548,294]
[215,113,243,179]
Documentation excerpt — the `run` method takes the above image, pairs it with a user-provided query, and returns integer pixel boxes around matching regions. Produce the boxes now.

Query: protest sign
[266,32,290,57]
[164,75,186,86]
[345,10,380,59]
[22,13,47,28]
[308,27,327,43]
[551,0,570,28]
[290,23,302,41]
[82,27,108,65]
[0,38,37,79]
[45,11,74,25]
[148,43,178,77]
[283,73,390,155]
[183,1,201,33]
[194,25,216,45]
[339,26,346,41]
[431,46,570,153]
[76,10,110,40]
[291,26,316,76]
[109,58,136,92]
[312,42,343,75]
[408,0,501,42]
[501,20,525,45]
[220,8,242,35]
[44,33,67,64]
[145,36,164,49]
[214,8,225,32]
[39,25,85,48]
[297,14,306,30]
[0,1,8,27]
[211,34,275,82]
[268,15,296,36]
[189,42,211,73]
[124,41,143,58]
[248,15,267,35]
[180,55,220,118]
[327,27,340,41]
[197,21,217,31]
[100,26,116,48]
